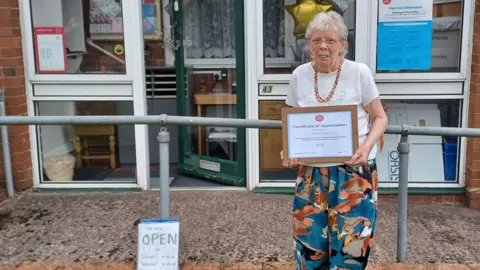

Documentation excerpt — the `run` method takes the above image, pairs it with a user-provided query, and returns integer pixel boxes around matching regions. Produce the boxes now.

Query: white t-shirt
[285,59,380,167]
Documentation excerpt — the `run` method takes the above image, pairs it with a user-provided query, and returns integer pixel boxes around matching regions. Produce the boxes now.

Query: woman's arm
[362,97,388,152]
[345,97,387,166]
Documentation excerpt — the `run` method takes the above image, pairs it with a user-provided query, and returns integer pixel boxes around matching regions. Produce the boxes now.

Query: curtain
[263,0,286,58]
[183,0,236,59]
[182,0,355,60]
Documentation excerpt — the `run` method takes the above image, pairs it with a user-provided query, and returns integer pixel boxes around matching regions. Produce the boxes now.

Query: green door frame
[173,0,246,187]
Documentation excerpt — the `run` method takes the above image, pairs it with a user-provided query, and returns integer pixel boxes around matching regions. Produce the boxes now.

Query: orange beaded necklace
[312,60,344,103]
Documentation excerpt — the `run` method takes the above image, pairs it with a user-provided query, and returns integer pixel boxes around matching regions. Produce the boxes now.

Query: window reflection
[262,0,356,74]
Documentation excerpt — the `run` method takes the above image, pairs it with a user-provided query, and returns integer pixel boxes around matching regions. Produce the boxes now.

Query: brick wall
[0,0,33,201]
[466,1,480,210]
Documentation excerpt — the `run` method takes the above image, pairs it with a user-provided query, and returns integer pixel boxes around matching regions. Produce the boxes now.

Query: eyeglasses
[311,38,340,46]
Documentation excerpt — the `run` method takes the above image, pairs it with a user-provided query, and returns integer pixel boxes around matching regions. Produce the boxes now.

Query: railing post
[0,89,14,197]
[396,125,410,262]
[157,126,170,219]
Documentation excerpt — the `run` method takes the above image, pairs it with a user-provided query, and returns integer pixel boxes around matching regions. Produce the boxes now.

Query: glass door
[173,0,246,186]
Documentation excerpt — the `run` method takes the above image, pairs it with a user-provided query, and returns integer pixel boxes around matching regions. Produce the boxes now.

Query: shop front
[18,0,473,192]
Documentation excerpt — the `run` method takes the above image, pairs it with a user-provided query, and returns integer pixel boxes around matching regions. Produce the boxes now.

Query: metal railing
[0,112,479,263]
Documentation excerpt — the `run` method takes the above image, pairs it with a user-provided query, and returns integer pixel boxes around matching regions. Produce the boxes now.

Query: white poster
[137,219,180,270]
[378,0,433,22]
[34,27,67,73]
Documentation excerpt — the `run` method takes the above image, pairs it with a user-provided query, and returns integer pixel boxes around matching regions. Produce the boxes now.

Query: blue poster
[142,3,157,34]
[377,0,433,71]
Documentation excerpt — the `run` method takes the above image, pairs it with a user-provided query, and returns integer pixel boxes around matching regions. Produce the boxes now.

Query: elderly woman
[282,11,388,270]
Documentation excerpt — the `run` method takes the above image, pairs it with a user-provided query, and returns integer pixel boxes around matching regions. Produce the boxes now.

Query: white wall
[37,102,75,159]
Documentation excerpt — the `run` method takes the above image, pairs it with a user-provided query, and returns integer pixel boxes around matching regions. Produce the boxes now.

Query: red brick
[5,103,28,115]
[455,195,466,205]
[467,190,480,200]
[0,8,19,19]
[14,177,33,191]
[408,195,424,203]
[442,195,457,204]
[0,48,23,58]
[467,199,480,209]
[0,57,24,68]
[0,0,19,8]
[0,18,20,28]
[0,76,25,87]
[0,37,22,48]
[3,85,27,97]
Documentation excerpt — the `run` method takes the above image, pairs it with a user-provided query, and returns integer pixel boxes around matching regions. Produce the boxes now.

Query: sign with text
[137,219,180,270]
[281,105,359,164]
[377,0,433,71]
[33,27,68,74]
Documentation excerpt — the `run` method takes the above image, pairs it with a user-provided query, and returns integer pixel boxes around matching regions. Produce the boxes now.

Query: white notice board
[137,219,180,270]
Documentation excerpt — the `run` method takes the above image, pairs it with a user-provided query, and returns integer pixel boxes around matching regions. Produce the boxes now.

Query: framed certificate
[281,105,359,164]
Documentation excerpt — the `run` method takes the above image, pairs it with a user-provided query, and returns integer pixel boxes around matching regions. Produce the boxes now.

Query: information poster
[137,219,180,270]
[377,0,433,71]
[33,27,68,74]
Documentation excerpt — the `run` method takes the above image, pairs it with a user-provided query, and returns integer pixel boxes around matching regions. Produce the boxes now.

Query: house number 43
[262,85,273,93]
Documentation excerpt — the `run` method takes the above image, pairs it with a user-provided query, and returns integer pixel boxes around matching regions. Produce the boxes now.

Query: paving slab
[0,191,479,265]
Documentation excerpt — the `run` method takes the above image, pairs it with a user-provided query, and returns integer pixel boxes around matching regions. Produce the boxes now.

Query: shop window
[29,0,126,74]
[262,0,356,74]
[35,101,137,182]
[29,0,162,74]
[379,99,462,183]
[376,0,464,73]
[259,99,463,184]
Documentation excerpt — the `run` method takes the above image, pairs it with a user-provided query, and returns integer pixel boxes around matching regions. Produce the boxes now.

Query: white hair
[305,11,349,58]
[305,11,348,41]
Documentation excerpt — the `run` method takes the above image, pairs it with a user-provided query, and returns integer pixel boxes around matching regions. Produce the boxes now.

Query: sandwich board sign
[137,219,180,270]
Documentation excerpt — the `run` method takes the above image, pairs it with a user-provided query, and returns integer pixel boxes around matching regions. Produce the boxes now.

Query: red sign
[315,115,324,122]
[383,0,391,5]
[33,27,68,74]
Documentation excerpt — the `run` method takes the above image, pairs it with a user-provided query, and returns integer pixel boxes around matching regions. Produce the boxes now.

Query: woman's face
[308,29,345,68]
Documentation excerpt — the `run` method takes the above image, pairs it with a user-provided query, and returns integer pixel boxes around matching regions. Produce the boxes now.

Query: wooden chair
[73,101,117,169]
[73,124,117,169]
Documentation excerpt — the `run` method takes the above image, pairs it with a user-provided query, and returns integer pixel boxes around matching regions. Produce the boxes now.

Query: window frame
[256,0,370,82]
[21,0,140,83]
[369,0,472,82]
[181,0,297,69]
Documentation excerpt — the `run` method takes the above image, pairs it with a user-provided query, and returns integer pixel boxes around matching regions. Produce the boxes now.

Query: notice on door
[377,0,433,71]
[33,27,68,74]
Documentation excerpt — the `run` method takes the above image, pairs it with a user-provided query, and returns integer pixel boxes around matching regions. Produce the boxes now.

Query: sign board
[137,219,180,270]
[33,27,68,74]
[377,0,434,71]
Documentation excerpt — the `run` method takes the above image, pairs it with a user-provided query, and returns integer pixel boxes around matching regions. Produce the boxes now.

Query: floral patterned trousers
[293,160,378,270]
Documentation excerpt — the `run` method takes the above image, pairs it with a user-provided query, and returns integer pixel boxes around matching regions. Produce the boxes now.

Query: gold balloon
[285,0,333,37]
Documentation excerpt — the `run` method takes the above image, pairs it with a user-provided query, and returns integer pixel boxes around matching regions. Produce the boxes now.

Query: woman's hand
[344,145,370,167]
[280,150,300,168]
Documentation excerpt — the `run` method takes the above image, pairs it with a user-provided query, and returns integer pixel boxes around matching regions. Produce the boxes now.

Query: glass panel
[36,101,136,182]
[30,0,127,74]
[376,0,464,73]
[259,99,463,184]
[263,0,356,74]
[378,99,462,183]
[182,0,236,59]
[181,0,239,166]
[185,67,238,162]
[259,100,297,182]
